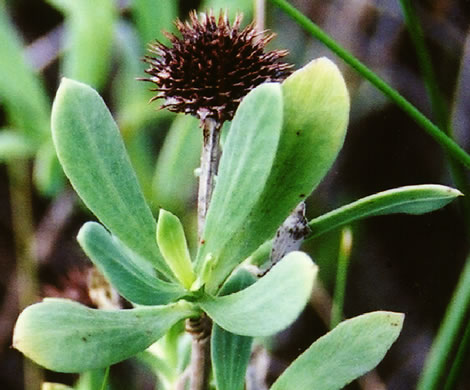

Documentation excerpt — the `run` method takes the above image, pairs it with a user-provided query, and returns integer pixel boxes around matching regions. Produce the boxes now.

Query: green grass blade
[51,78,173,279]
[443,318,470,390]
[268,0,470,170]
[306,185,461,240]
[417,256,470,390]
[398,0,448,128]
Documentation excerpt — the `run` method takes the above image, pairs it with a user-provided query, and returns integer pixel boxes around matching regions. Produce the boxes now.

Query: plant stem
[416,255,470,390]
[197,118,221,238]
[254,0,265,33]
[189,118,222,390]
[8,159,42,390]
[268,0,470,169]
[186,315,212,390]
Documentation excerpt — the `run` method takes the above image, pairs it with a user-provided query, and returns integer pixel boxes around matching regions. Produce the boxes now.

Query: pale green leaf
[13,299,198,373]
[75,369,109,390]
[271,311,404,390]
[0,3,50,140]
[228,58,349,272]
[198,59,349,293]
[51,78,173,279]
[78,222,186,306]
[132,0,177,45]
[113,22,157,132]
[200,252,317,336]
[153,115,202,215]
[201,0,253,20]
[42,383,73,390]
[33,142,65,197]
[308,184,462,240]
[0,130,36,161]
[156,209,195,289]
[47,0,116,90]
[196,83,283,292]
[212,269,256,390]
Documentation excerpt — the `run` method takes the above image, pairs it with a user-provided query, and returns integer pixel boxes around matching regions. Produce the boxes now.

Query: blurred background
[1,0,470,389]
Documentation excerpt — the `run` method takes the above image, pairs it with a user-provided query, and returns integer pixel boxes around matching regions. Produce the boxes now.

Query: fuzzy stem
[189,118,222,390]
[8,159,42,390]
[197,118,221,238]
[186,315,212,390]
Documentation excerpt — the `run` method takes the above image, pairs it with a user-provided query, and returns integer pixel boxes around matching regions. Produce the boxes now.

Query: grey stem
[188,118,221,390]
[270,202,310,265]
[187,315,212,390]
[197,118,222,238]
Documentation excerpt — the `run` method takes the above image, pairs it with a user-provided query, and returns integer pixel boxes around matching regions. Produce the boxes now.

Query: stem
[268,0,470,169]
[186,315,212,390]
[270,202,309,265]
[416,255,470,390]
[189,118,222,390]
[197,118,221,238]
[254,0,265,33]
[8,159,42,390]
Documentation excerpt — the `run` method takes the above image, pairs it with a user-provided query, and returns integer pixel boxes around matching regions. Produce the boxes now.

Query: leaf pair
[13,250,316,372]
[197,58,350,292]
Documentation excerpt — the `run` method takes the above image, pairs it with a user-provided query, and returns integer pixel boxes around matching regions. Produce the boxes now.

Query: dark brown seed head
[140,10,293,123]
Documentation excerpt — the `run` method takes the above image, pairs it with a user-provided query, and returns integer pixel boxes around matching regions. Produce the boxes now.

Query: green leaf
[33,142,65,197]
[153,115,202,215]
[200,251,317,336]
[0,130,36,161]
[201,0,253,20]
[0,3,50,140]
[75,369,110,390]
[196,83,283,292]
[47,0,116,90]
[156,209,196,289]
[13,298,198,373]
[51,78,173,279]
[229,58,349,274]
[198,59,350,293]
[78,222,186,306]
[113,22,157,132]
[270,311,404,390]
[307,184,462,240]
[212,269,256,390]
[42,383,73,390]
[132,0,177,45]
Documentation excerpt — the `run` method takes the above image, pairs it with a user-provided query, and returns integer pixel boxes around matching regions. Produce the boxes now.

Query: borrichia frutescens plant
[12,10,461,390]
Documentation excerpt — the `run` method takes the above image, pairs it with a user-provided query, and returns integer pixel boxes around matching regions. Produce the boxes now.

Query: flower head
[141,10,292,123]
